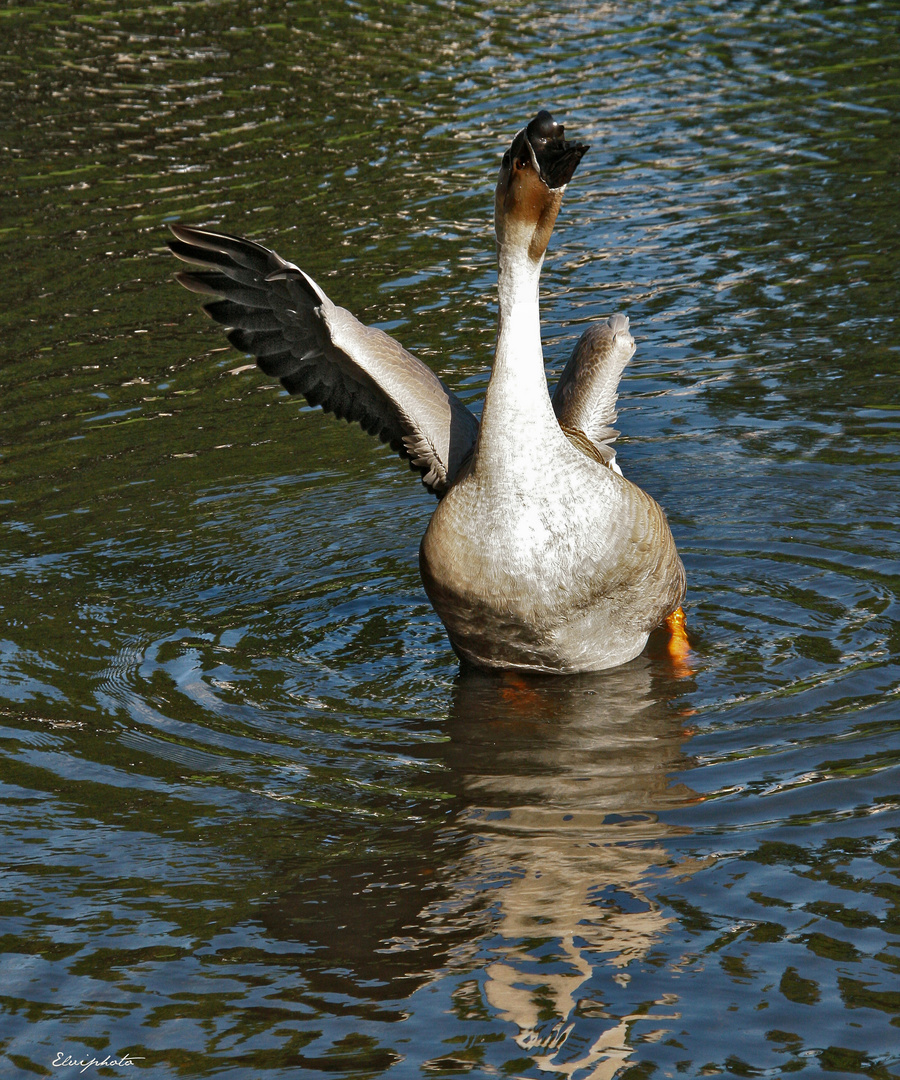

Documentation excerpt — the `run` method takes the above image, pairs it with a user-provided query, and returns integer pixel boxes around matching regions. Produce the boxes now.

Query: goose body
[168,111,685,674]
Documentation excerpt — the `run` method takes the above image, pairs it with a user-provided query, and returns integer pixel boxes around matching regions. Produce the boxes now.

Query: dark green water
[2,1,899,1077]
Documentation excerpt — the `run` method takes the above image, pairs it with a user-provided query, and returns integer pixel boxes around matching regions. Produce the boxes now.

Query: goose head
[494,110,588,266]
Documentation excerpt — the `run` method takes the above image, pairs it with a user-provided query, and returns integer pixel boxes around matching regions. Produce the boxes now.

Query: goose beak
[513,110,589,190]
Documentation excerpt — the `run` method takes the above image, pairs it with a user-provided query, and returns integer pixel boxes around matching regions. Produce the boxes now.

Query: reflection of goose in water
[168,111,687,674]
[430,660,701,1076]
[251,659,699,1073]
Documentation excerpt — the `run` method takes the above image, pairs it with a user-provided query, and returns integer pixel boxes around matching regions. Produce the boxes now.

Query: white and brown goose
[168,110,686,674]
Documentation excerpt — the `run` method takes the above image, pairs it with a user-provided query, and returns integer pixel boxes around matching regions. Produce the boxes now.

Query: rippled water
[2,1,899,1077]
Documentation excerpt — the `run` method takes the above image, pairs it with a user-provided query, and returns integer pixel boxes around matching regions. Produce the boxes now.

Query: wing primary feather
[552,314,636,466]
[167,224,479,495]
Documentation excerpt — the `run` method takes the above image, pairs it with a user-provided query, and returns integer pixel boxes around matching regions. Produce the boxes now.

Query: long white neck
[473,242,565,480]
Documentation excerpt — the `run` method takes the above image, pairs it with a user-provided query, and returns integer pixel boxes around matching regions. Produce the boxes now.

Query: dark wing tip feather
[265,264,323,304]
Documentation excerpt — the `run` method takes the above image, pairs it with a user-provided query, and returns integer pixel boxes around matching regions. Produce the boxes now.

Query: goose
[167,110,686,674]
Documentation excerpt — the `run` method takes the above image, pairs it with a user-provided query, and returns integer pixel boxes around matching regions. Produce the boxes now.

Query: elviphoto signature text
[53,1052,144,1073]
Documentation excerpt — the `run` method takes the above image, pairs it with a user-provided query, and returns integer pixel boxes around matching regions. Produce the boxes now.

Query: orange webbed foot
[664,606,693,678]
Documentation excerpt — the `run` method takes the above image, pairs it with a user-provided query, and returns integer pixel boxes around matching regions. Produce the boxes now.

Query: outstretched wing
[551,314,636,472]
[167,224,479,496]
